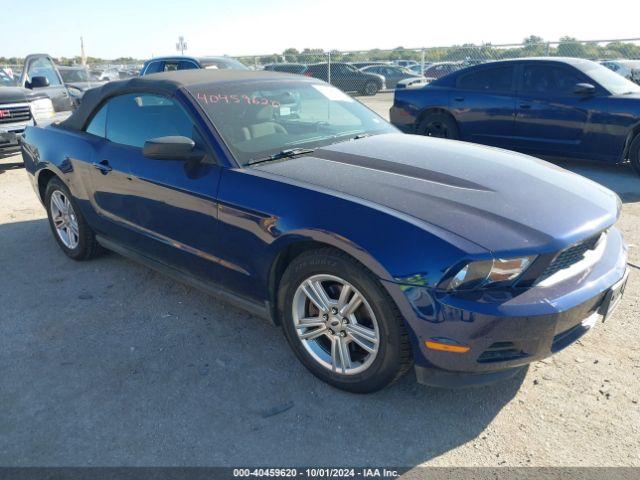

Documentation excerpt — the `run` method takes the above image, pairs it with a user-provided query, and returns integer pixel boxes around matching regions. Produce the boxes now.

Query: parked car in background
[422,62,464,79]
[140,56,249,76]
[304,62,385,95]
[263,63,308,74]
[99,68,121,81]
[58,66,105,107]
[391,57,640,174]
[349,61,391,69]
[408,63,431,75]
[393,60,419,69]
[360,65,424,89]
[395,76,430,89]
[601,60,640,84]
[21,70,628,392]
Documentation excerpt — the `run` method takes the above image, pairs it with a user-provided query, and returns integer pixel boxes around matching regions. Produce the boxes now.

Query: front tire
[279,248,412,393]
[629,134,640,176]
[45,177,102,260]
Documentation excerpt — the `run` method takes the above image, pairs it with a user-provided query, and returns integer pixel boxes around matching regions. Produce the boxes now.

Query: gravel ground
[0,96,639,467]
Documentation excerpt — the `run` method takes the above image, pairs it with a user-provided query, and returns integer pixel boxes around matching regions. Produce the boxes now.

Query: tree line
[2,37,639,67]
[237,36,640,66]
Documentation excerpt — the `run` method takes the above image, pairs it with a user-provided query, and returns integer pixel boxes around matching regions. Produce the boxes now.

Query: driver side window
[27,57,62,87]
[103,93,203,148]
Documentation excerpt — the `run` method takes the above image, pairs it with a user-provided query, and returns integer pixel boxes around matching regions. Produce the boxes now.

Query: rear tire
[362,81,380,96]
[279,248,412,393]
[629,134,640,177]
[418,112,459,140]
[45,177,102,260]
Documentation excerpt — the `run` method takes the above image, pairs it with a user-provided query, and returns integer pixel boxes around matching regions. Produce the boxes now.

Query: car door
[449,64,517,148]
[385,67,406,88]
[78,102,138,246]
[20,54,73,112]
[513,62,593,157]
[100,92,223,281]
[331,64,355,91]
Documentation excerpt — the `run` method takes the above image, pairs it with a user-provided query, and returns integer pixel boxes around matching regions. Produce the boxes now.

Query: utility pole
[80,36,87,66]
[176,36,187,55]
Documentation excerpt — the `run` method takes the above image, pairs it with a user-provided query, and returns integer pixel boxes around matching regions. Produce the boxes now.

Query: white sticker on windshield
[312,84,354,102]
[280,106,291,116]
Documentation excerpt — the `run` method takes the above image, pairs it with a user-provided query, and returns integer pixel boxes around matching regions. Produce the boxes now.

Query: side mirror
[574,83,596,96]
[143,136,201,161]
[28,76,50,89]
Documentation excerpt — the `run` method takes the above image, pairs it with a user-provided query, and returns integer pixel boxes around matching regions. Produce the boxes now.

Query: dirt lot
[1,95,639,468]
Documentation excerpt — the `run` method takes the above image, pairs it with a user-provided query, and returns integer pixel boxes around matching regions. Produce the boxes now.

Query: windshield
[582,62,640,95]
[0,69,17,87]
[60,68,90,83]
[189,80,396,165]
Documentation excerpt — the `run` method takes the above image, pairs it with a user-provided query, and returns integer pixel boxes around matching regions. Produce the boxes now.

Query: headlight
[29,97,55,123]
[447,256,536,291]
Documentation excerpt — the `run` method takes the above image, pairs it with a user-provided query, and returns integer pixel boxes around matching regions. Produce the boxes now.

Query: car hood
[252,133,620,253]
[0,86,34,104]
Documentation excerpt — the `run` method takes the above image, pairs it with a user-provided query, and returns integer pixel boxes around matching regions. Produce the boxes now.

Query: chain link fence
[2,38,639,93]
[234,38,640,94]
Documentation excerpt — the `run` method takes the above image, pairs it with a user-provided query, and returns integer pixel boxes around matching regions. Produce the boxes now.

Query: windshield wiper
[352,133,371,140]
[247,147,316,166]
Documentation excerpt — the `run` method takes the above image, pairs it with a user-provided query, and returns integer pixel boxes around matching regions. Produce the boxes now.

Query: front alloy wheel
[292,274,380,375]
[280,248,412,393]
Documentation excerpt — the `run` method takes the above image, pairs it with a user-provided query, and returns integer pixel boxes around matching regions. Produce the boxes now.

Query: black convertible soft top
[60,69,306,131]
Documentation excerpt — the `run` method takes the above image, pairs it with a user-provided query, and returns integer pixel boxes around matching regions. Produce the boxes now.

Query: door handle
[454,96,465,102]
[92,160,113,174]
[519,104,532,109]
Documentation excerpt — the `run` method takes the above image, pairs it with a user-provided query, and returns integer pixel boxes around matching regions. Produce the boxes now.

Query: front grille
[477,342,527,363]
[537,233,602,283]
[0,103,32,125]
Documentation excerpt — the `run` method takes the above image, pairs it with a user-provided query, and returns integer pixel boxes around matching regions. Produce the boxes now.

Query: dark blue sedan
[21,70,628,392]
[390,58,640,175]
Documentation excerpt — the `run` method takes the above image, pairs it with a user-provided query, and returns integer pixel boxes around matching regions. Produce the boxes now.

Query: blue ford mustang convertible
[390,58,640,175]
[21,70,628,392]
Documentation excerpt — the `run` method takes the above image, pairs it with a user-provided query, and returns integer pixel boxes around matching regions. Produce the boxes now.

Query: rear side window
[85,104,107,137]
[105,93,200,148]
[457,66,514,92]
[144,61,164,75]
[522,64,582,95]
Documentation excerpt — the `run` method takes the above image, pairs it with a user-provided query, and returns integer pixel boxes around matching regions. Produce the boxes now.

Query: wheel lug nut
[331,308,338,314]
[340,332,346,337]
[322,314,328,320]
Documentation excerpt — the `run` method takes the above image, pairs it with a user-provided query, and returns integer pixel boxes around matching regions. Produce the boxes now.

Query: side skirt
[96,234,275,324]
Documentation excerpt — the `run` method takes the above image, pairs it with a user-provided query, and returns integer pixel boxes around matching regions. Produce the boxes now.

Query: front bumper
[0,121,30,151]
[383,227,629,387]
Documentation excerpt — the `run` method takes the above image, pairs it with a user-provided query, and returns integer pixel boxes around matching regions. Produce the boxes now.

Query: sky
[2,0,640,59]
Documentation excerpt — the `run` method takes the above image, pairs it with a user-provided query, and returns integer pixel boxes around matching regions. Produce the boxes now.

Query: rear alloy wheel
[363,81,379,96]
[45,177,102,260]
[280,249,412,393]
[419,113,459,140]
[50,190,80,250]
[629,134,640,176]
